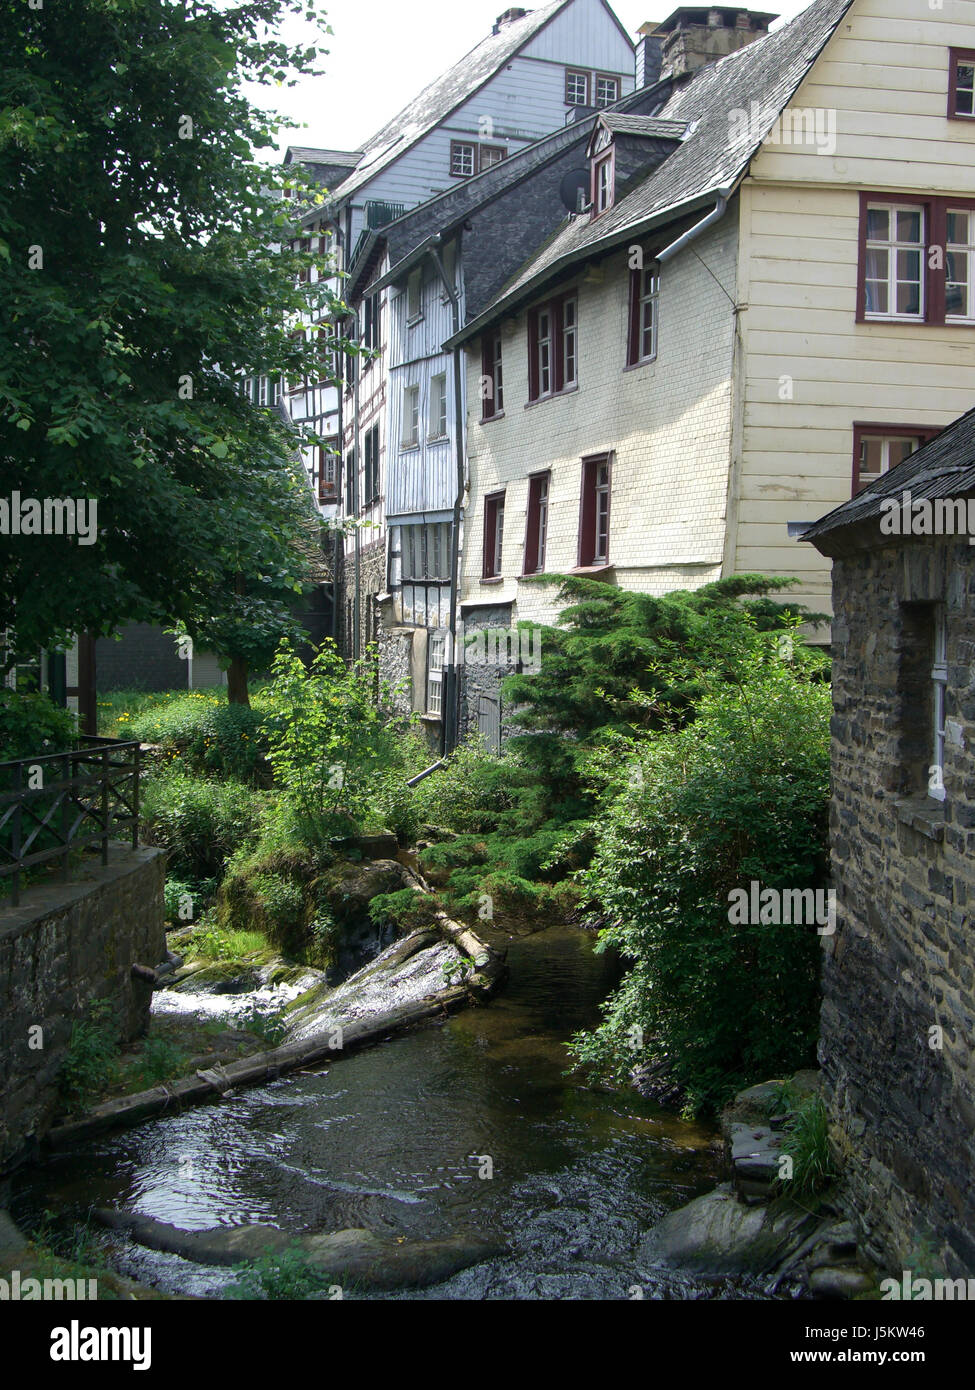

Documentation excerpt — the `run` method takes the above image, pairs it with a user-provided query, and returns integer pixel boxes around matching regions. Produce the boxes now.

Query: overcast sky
[258,0,813,159]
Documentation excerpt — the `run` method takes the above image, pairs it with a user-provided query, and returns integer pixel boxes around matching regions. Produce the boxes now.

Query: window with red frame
[523,472,550,575]
[949,49,975,119]
[857,194,975,324]
[480,332,504,419]
[852,424,941,494]
[627,258,659,365]
[483,492,505,578]
[527,292,578,401]
[593,152,614,216]
[578,455,611,567]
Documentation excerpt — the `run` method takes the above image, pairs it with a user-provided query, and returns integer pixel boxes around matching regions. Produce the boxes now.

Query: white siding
[521,0,633,72]
[462,218,738,627]
[732,0,975,618]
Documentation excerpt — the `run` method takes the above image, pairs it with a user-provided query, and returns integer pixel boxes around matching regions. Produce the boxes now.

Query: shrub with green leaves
[261,641,403,846]
[0,689,76,763]
[127,692,268,781]
[59,1000,120,1113]
[141,771,267,883]
[569,659,831,1116]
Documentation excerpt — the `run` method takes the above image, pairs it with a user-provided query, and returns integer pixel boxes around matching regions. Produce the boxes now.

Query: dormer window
[595,154,614,215]
[949,49,975,119]
[587,119,616,219]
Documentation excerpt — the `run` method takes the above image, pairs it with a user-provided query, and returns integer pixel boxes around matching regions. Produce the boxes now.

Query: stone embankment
[639,1071,879,1299]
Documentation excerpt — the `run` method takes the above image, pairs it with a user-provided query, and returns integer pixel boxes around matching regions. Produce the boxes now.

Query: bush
[569,661,831,1116]
[141,771,268,883]
[412,735,521,834]
[218,841,330,960]
[59,1000,120,1113]
[125,691,268,781]
[261,641,404,845]
[0,689,76,762]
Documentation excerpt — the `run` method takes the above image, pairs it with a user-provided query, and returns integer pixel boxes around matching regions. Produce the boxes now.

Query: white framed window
[594,460,610,564]
[429,373,448,439]
[864,203,925,319]
[479,145,506,171]
[562,296,577,387]
[403,385,420,447]
[256,375,280,408]
[929,608,948,802]
[595,74,619,107]
[595,155,613,214]
[450,142,475,178]
[566,69,590,106]
[855,433,922,492]
[537,308,552,396]
[946,208,975,320]
[427,631,446,716]
[483,492,505,578]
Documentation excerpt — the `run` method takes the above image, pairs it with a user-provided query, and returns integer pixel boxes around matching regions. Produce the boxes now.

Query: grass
[777,1094,838,1196]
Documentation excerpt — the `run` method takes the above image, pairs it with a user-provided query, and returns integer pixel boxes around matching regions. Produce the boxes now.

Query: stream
[9,924,759,1299]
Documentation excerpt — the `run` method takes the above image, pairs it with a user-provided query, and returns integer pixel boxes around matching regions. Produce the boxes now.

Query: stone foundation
[821,535,975,1277]
[0,845,167,1171]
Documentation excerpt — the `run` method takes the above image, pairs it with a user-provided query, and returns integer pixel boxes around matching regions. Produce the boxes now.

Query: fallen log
[45,877,506,1150]
[45,983,475,1149]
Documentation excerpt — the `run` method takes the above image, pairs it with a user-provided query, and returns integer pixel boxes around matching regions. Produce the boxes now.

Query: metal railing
[0,736,141,907]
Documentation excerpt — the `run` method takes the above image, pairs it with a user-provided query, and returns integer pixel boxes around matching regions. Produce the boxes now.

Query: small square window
[450,142,475,177]
[566,69,590,106]
[595,74,619,107]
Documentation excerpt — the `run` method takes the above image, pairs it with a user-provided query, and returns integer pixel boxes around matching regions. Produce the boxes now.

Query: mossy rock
[170,961,263,995]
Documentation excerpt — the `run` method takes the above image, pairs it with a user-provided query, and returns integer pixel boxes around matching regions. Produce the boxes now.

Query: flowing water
[10,924,753,1299]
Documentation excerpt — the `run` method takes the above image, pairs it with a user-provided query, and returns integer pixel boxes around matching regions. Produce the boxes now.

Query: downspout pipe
[655,193,728,264]
[351,303,362,662]
[426,237,464,759]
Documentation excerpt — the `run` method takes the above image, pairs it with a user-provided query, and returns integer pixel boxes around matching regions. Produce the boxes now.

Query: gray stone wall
[823,534,975,1277]
[458,605,524,749]
[338,540,386,660]
[0,846,166,1171]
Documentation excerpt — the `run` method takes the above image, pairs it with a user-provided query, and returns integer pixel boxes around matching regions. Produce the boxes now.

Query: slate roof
[325,0,599,206]
[285,147,362,167]
[802,409,975,548]
[333,77,677,299]
[450,0,854,345]
[595,113,688,139]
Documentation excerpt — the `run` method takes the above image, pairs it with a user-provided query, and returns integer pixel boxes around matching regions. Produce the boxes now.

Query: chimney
[492,7,529,32]
[635,22,665,88]
[638,7,778,82]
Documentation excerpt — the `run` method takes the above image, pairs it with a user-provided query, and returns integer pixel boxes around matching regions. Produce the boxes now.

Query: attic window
[593,151,614,216]
[566,69,590,106]
[949,49,975,120]
[595,74,620,107]
[450,141,507,178]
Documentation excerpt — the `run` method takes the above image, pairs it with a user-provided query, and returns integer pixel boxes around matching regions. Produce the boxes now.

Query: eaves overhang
[445,180,738,350]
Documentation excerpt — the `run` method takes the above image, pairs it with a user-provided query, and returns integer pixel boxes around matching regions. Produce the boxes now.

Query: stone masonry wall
[824,534,975,1278]
[0,846,166,1171]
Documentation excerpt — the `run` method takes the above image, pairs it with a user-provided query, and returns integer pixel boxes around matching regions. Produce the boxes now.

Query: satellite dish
[559,168,590,214]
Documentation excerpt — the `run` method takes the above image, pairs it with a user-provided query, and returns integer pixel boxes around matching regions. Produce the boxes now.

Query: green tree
[502,573,824,808]
[0,0,351,699]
